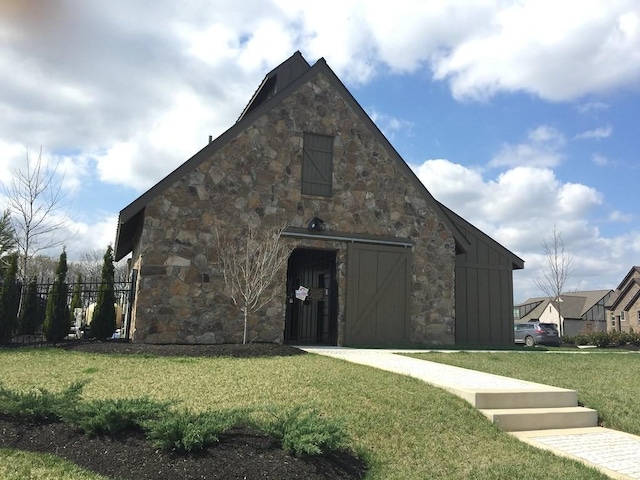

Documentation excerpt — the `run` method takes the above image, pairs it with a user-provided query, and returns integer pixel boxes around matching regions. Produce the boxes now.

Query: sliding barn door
[346,244,411,345]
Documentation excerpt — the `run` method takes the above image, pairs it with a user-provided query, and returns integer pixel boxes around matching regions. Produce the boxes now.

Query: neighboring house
[514,290,615,336]
[607,266,640,332]
[114,52,524,347]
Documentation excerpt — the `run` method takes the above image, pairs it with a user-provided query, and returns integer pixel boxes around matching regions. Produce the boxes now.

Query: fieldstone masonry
[128,72,456,345]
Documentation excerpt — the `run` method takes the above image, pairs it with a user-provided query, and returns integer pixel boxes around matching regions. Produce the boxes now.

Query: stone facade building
[114,52,524,346]
[608,266,640,332]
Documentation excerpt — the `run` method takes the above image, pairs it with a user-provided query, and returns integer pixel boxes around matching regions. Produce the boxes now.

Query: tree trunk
[243,308,248,344]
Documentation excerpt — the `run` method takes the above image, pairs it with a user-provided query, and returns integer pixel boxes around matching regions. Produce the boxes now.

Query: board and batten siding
[454,225,516,346]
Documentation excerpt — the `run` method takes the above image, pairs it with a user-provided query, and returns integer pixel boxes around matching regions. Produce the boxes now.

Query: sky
[0,0,638,303]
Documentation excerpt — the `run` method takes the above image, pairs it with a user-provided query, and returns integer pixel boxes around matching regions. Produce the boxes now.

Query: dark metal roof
[114,52,475,260]
[237,51,310,122]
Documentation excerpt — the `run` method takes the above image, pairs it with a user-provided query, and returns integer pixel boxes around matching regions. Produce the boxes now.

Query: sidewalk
[300,347,640,480]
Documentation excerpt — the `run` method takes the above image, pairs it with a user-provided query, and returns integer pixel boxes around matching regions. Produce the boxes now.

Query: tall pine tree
[0,254,21,343]
[91,245,116,340]
[43,250,70,341]
[19,277,42,335]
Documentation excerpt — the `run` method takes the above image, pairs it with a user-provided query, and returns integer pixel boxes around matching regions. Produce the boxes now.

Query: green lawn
[0,348,608,479]
[406,350,640,436]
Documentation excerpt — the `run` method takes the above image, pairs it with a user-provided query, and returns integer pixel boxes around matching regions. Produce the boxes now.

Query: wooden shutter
[302,133,333,196]
[346,244,411,345]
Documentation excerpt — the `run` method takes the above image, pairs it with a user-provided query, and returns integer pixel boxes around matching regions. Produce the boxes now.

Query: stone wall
[129,72,456,345]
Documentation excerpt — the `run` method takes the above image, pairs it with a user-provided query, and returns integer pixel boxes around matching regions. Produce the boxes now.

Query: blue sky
[0,0,638,302]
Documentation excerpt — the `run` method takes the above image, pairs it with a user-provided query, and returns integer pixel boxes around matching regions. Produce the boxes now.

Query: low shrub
[590,331,612,348]
[567,329,640,348]
[69,397,171,436]
[0,382,353,458]
[0,381,85,422]
[259,405,349,457]
[143,409,246,453]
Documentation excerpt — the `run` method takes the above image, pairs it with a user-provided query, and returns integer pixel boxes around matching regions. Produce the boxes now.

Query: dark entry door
[346,244,411,345]
[285,249,337,345]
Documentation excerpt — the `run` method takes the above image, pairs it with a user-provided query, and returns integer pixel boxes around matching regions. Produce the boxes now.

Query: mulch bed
[0,341,368,480]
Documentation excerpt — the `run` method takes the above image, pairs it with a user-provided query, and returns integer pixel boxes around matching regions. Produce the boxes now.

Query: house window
[621,311,626,321]
[302,133,334,197]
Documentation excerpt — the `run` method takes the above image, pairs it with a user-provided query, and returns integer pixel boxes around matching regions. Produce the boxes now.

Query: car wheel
[524,336,535,347]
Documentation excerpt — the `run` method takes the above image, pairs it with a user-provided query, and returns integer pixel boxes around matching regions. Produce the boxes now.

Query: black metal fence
[2,281,134,344]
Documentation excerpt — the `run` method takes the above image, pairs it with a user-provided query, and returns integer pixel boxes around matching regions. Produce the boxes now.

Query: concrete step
[471,388,578,409]
[480,406,598,432]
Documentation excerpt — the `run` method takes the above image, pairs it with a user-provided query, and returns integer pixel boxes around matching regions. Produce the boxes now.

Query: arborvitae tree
[69,274,83,328]
[91,245,116,340]
[18,277,42,335]
[43,250,70,341]
[0,209,17,269]
[0,254,21,343]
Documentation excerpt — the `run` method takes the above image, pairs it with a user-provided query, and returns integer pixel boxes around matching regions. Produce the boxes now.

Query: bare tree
[28,255,59,282]
[69,248,129,287]
[4,148,71,283]
[534,224,573,336]
[217,225,294,344]
[69,249,105,283]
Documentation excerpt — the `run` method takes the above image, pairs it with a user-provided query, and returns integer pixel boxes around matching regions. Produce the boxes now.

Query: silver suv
[514,322,560,347]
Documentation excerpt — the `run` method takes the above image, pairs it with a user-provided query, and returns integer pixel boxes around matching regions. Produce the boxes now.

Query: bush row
[0,381,350,457]
[563,329,640,348]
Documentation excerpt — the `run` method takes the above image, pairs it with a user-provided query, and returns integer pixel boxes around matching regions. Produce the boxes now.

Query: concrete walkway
[300,346,640,480]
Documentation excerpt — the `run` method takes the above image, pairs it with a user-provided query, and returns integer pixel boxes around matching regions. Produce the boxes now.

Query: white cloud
[575,125,613,139]
[2,2,637,196]
[609,210,634,222]
[592,153,610,166]
[367,109,414,141]
[28,213,121,262]
[414,158,632,301]
[431,0,640,101]
[489,125,566,168]
[576,101,610,114]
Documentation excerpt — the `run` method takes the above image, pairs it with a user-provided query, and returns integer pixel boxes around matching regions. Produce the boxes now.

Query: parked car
[514,322,560,347]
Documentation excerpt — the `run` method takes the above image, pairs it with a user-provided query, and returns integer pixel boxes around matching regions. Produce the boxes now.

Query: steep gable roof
[436,201,524,269]
[622,289,640,312]
[517,298,550,322]
[114,52,473,260]
[237,51,310,121]
[558,295,591,319]
[516,297,547,308]
[609,278,640,310]
[615,266,640,291]
[562,290,615,316]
